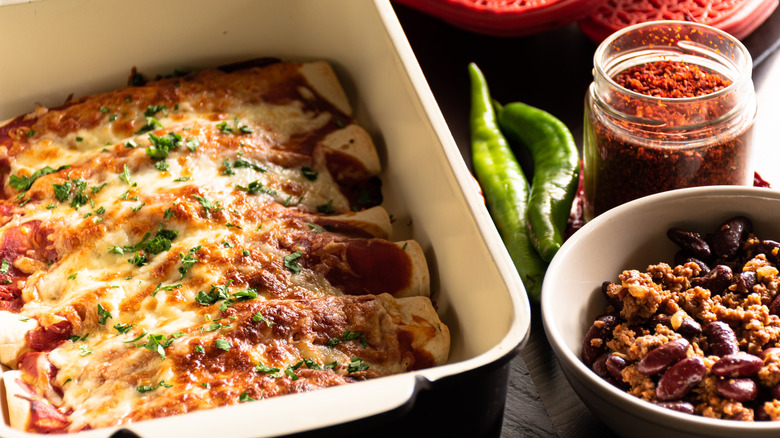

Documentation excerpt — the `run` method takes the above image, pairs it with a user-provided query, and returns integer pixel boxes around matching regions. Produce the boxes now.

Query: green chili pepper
[468,63,546,302]
[497,101,579,262]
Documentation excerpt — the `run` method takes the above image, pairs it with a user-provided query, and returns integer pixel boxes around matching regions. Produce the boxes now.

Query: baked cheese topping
[0,61,449,433]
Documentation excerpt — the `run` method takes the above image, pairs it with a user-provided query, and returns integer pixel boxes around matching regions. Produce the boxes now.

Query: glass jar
[583,20,757,219]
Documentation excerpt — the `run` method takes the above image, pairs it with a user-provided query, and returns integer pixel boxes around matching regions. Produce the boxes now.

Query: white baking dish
[0,0,531,436]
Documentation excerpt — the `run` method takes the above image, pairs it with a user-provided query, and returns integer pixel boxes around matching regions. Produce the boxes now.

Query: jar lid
[393,0,602,37]
[578,0,778,43]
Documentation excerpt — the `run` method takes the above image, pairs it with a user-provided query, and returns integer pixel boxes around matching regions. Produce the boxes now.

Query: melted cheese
[0,61,447,432]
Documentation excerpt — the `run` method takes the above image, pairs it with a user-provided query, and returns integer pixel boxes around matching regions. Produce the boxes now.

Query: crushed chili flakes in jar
[613,60,731,98]
[583,21,757,219]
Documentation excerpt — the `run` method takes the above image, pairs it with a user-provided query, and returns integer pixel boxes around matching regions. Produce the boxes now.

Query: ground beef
[582,217,780,422]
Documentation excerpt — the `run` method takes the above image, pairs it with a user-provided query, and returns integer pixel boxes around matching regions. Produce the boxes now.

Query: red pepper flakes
[613,61,731,98]
[584,59,755,217]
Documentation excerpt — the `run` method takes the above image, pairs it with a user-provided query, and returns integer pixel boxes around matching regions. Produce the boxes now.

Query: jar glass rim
[593,20,753,103]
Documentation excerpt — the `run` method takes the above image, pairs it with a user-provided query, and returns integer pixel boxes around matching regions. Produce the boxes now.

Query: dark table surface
[393,4,780,437]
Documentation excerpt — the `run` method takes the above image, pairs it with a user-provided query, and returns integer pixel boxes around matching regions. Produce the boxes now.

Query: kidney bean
[667,228,711,261]
[772,383,780,399]
[654,400,695,415]
[758,240,780,264]
[735,271,757,294]
[716,378,759,402]
[605,354,629,381]
[677,319,702,339]
[711,216,752,260]
[669,311,701,339]
[650,314,671,329]
[591,353,610,378]
[582,315,618,367]
[691,265,733,295]
[638,338,690,376]
[703,321,739,357]
[656,356,707,401]
[756,405,771,421]
[711,352,764,377]
[770,295,780,316]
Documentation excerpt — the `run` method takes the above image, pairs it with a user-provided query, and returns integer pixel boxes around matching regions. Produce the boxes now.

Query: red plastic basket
[578,0,779,42]
[393,0,605,37]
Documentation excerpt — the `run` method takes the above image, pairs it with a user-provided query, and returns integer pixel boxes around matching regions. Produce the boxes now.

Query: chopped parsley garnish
[119,164,131,184]
[135,116,163,135]
[25,129,36,138]
[255,363,281,377]
[238,392,255,402]
[173,176,190,182]
[78,344,93,357]
[295,358,337,371]
[283,251,303,274]
[284,363,301,381]
[195,345,205,354]
[99,106,110,113]
[122,329,147,344]
[216,117,253,135]
[154,160,169,171]
[10,165,70,192]
[128,252,147,267]
[97,304,112,325]
[163,202,178,219]
[317,200,335,214]
[125,140,137,148]
[204,322,229,332]
[91,183,108,194]
[111,228,178,266]
[75,137,83,142]
[326,330,368,348]
[252,312,275,326]
[139,333,181,359]
[305,222,326,234]
[69,178,90,209]
[232,288,257,300]
[301,166,318,181]
[233,155,267,173]
[185,138,199,152]
[0,259,10,275]
[178,246,201,279]
[222,154,267,175]
[195,280,232,306]
[146,131,182,159]
[46,204,57,210]
[53,181,72,201]
[114,322,135,334]
[192,194,218,218]
[152,283,182,297]
[215,338,232,351]
[144,104,167,118]
[136,380,172,393]
[347,357,369,373]
[131,202,145,212]
[68,273,77,280]
[236,180,276,196]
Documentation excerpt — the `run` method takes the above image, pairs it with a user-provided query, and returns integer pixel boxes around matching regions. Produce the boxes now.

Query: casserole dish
[0,0,531,436]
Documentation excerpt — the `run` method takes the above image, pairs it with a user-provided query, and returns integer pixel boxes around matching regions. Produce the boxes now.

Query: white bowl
[542,185,780,438]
